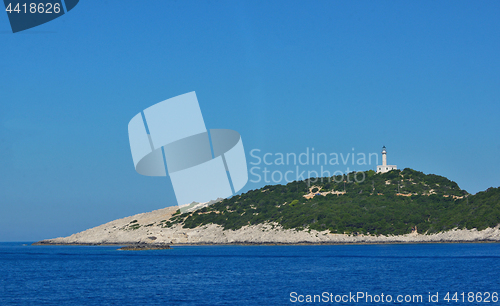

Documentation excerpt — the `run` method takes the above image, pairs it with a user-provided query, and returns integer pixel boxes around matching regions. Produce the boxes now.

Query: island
[35,168,500,246]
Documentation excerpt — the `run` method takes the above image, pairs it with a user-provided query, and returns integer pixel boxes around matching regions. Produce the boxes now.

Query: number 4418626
[5,3,61,14]
[444,292,498,303]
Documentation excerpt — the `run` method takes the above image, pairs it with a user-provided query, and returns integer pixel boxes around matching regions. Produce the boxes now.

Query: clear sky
[1,1,499,241]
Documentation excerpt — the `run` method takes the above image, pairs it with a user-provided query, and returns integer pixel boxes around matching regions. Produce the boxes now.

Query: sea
[0,242,499,305]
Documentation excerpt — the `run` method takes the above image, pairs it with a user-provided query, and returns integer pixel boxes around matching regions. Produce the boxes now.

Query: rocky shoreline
[32,241,172,250]
[117,244,171,251]
[34,206,500,246]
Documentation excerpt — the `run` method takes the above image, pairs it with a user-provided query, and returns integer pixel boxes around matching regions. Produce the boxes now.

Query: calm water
[0,242,499,305]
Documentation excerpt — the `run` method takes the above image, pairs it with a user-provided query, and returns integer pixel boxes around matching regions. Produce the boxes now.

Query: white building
[376,146,397,173]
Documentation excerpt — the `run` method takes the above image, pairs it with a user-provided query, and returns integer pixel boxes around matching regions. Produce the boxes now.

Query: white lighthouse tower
[377,146,397,173]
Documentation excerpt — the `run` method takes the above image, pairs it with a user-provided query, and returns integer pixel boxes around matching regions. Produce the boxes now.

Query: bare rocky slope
[36,205,500,245]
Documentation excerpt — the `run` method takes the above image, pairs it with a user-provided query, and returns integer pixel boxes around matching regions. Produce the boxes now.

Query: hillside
[167,168,500,236]
[36,168,500,245]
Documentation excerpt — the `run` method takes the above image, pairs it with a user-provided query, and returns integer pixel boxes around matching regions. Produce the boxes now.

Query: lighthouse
[377,146,397,173]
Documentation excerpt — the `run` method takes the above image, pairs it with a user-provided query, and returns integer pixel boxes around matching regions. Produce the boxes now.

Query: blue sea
[0,243,499,305]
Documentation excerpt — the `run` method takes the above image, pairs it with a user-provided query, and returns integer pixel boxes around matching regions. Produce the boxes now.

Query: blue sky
[1,1,499,241]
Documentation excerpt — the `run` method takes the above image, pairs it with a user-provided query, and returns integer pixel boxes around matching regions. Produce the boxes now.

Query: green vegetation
[167,168,500,235]
[127,224,141,230]
[122,220,141,230]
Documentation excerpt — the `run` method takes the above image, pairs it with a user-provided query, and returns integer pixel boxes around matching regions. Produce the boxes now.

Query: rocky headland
[35,205,500,246]
[35,169,500,246]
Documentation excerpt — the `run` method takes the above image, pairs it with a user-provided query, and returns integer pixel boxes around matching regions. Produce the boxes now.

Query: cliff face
[38,205,500,245]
